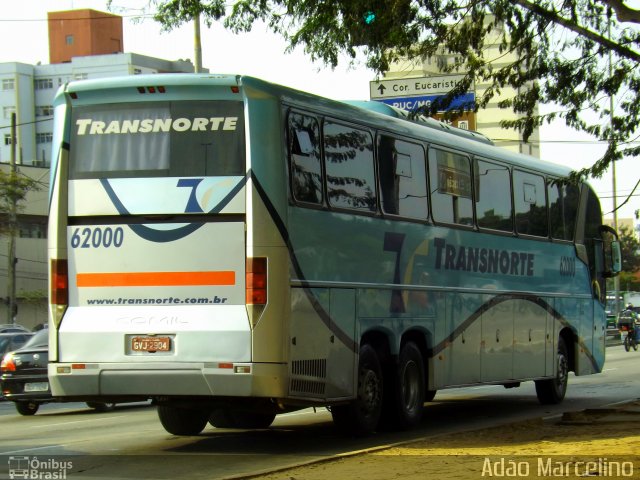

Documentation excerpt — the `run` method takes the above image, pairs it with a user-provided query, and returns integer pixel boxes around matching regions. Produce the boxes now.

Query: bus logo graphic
[8,456,29,479]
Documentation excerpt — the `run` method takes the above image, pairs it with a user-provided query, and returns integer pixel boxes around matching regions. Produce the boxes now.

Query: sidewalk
[245,400,640,480]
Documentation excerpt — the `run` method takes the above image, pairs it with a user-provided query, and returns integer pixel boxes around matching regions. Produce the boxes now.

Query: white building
[0,9,198,327]
[380,19,541,158]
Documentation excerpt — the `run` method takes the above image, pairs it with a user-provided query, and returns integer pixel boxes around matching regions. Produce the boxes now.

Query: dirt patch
[247,402,640,480]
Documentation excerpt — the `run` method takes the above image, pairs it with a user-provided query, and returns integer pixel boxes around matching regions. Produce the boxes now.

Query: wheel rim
[359,368,381,416]
[401,360,420,411]
[556,350,568,391]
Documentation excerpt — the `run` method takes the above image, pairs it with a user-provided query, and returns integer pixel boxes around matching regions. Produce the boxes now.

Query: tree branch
[515,0,640,63]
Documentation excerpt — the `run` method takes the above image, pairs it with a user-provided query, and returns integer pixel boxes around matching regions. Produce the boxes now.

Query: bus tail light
[51,259,68,305]
[246,257,267,305]
[51,259,68,328]
[51,259,69,305]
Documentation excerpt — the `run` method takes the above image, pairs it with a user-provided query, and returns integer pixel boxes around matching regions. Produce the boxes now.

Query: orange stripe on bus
[76,271,236,287]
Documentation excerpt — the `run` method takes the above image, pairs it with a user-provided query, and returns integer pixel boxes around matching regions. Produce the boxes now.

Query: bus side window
[323,121,377,212]
[377,135,428,220]
[548,181,579,241]
[428,147,473,226]
[514,170,548,237]
[288,112,323,204]
[474,158,513,232]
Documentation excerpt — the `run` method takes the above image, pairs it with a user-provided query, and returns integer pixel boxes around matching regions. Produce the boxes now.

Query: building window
[4,134,15,146]
[36,132,53,144]
[3,106,15,119]
[74,73,88,80]
[34,78,53,90]
[66,35,74,45]
[36,106,54,117]
[134,68,142,75]
[19,221,48,239]
[2,79,14,90]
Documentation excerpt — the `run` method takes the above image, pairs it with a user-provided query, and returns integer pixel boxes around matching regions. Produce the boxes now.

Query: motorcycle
[620,321,640,352]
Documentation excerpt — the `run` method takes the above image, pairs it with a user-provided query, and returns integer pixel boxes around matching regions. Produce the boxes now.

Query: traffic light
[363,11,376,25]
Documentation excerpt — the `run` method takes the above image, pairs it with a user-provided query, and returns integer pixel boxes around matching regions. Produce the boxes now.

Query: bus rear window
[70,101,245,179]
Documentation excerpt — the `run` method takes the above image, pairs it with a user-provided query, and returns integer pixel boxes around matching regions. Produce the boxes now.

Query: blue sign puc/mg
[377,92,476,112]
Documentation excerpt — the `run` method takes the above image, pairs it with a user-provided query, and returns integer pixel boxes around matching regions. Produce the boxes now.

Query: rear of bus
[47,75,287,409]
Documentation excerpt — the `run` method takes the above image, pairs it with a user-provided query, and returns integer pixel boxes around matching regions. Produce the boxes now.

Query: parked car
[0,324,30,334]
[0,329,119,415]
[0,332,34,359]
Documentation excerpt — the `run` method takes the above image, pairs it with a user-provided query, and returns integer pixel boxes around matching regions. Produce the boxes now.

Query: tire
[380,342,425,430]
[535,337,569,405]
[86,402,116,412]
[157,405,209,436]
[209,409,276,429]
[15,401,39,416]
[331,343,383,436]
[624,336,631,352]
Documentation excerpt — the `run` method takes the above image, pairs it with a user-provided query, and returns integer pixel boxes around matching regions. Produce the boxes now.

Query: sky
[1,0,638,224]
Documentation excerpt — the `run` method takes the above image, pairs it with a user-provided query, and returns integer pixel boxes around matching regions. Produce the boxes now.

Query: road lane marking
[26,415,127,429]
[1,445,67,455]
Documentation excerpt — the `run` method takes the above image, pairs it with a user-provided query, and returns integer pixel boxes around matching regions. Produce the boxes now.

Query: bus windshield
[70,100,245,179]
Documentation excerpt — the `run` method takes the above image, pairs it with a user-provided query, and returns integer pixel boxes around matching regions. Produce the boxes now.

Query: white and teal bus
[47,74,621,436]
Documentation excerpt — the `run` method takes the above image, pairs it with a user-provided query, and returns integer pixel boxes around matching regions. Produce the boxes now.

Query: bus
[47,74,621,436]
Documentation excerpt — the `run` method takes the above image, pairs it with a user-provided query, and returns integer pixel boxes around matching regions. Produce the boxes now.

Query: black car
[0,324,31,334]
[0,332,34,358]
[1,329,50,415]
[0,329,129,415]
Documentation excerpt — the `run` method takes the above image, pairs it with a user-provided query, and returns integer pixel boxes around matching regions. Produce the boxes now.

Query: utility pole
[7,112,17,324]
[194,12,203,73]
[608,12,621,315]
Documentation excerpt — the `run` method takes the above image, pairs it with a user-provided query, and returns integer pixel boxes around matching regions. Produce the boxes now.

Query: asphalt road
[1,345,638,480]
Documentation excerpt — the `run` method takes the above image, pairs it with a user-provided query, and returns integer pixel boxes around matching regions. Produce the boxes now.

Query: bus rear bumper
[48,362,289,399]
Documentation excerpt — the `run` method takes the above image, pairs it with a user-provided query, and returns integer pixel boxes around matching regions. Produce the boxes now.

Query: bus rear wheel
[380,341,425,430]
[535,337,569,405]
[157,405,209,436]
[331,343,383,435]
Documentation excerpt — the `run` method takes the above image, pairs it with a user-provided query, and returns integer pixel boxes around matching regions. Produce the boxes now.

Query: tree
[0,169,40,236]
[618,224,640,273]
[138,0,640,185]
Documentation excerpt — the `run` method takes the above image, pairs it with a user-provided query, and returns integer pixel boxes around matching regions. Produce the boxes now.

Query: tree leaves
[146,0,640,182]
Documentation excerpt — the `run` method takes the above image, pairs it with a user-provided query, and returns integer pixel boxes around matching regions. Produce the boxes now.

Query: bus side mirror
[600,225,622,278]
[608,240,622,276]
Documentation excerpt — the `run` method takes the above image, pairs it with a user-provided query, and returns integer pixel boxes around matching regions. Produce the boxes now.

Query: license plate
[24,382,49,393]
[131,336,171,352]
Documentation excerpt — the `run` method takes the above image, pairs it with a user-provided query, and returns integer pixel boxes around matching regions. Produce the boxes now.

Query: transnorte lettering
[75,117,238,135]
[433,237,535,276]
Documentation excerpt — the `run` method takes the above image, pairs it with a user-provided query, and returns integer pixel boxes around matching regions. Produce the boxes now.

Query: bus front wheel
[331,343,383,435]
[535,337,569,405]
[157,405,209,436]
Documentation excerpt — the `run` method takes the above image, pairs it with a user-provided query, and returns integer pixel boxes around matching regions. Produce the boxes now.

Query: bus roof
[58,73,577,181]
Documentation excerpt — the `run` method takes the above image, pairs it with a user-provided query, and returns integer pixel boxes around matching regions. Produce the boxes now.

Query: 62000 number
[71,227,124,249]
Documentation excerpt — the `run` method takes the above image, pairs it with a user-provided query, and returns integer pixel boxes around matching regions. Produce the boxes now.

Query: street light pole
[7,112,17,324]
[194,12,203,73]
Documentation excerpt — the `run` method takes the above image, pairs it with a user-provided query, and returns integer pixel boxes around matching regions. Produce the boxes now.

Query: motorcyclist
[621,304,640,344]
